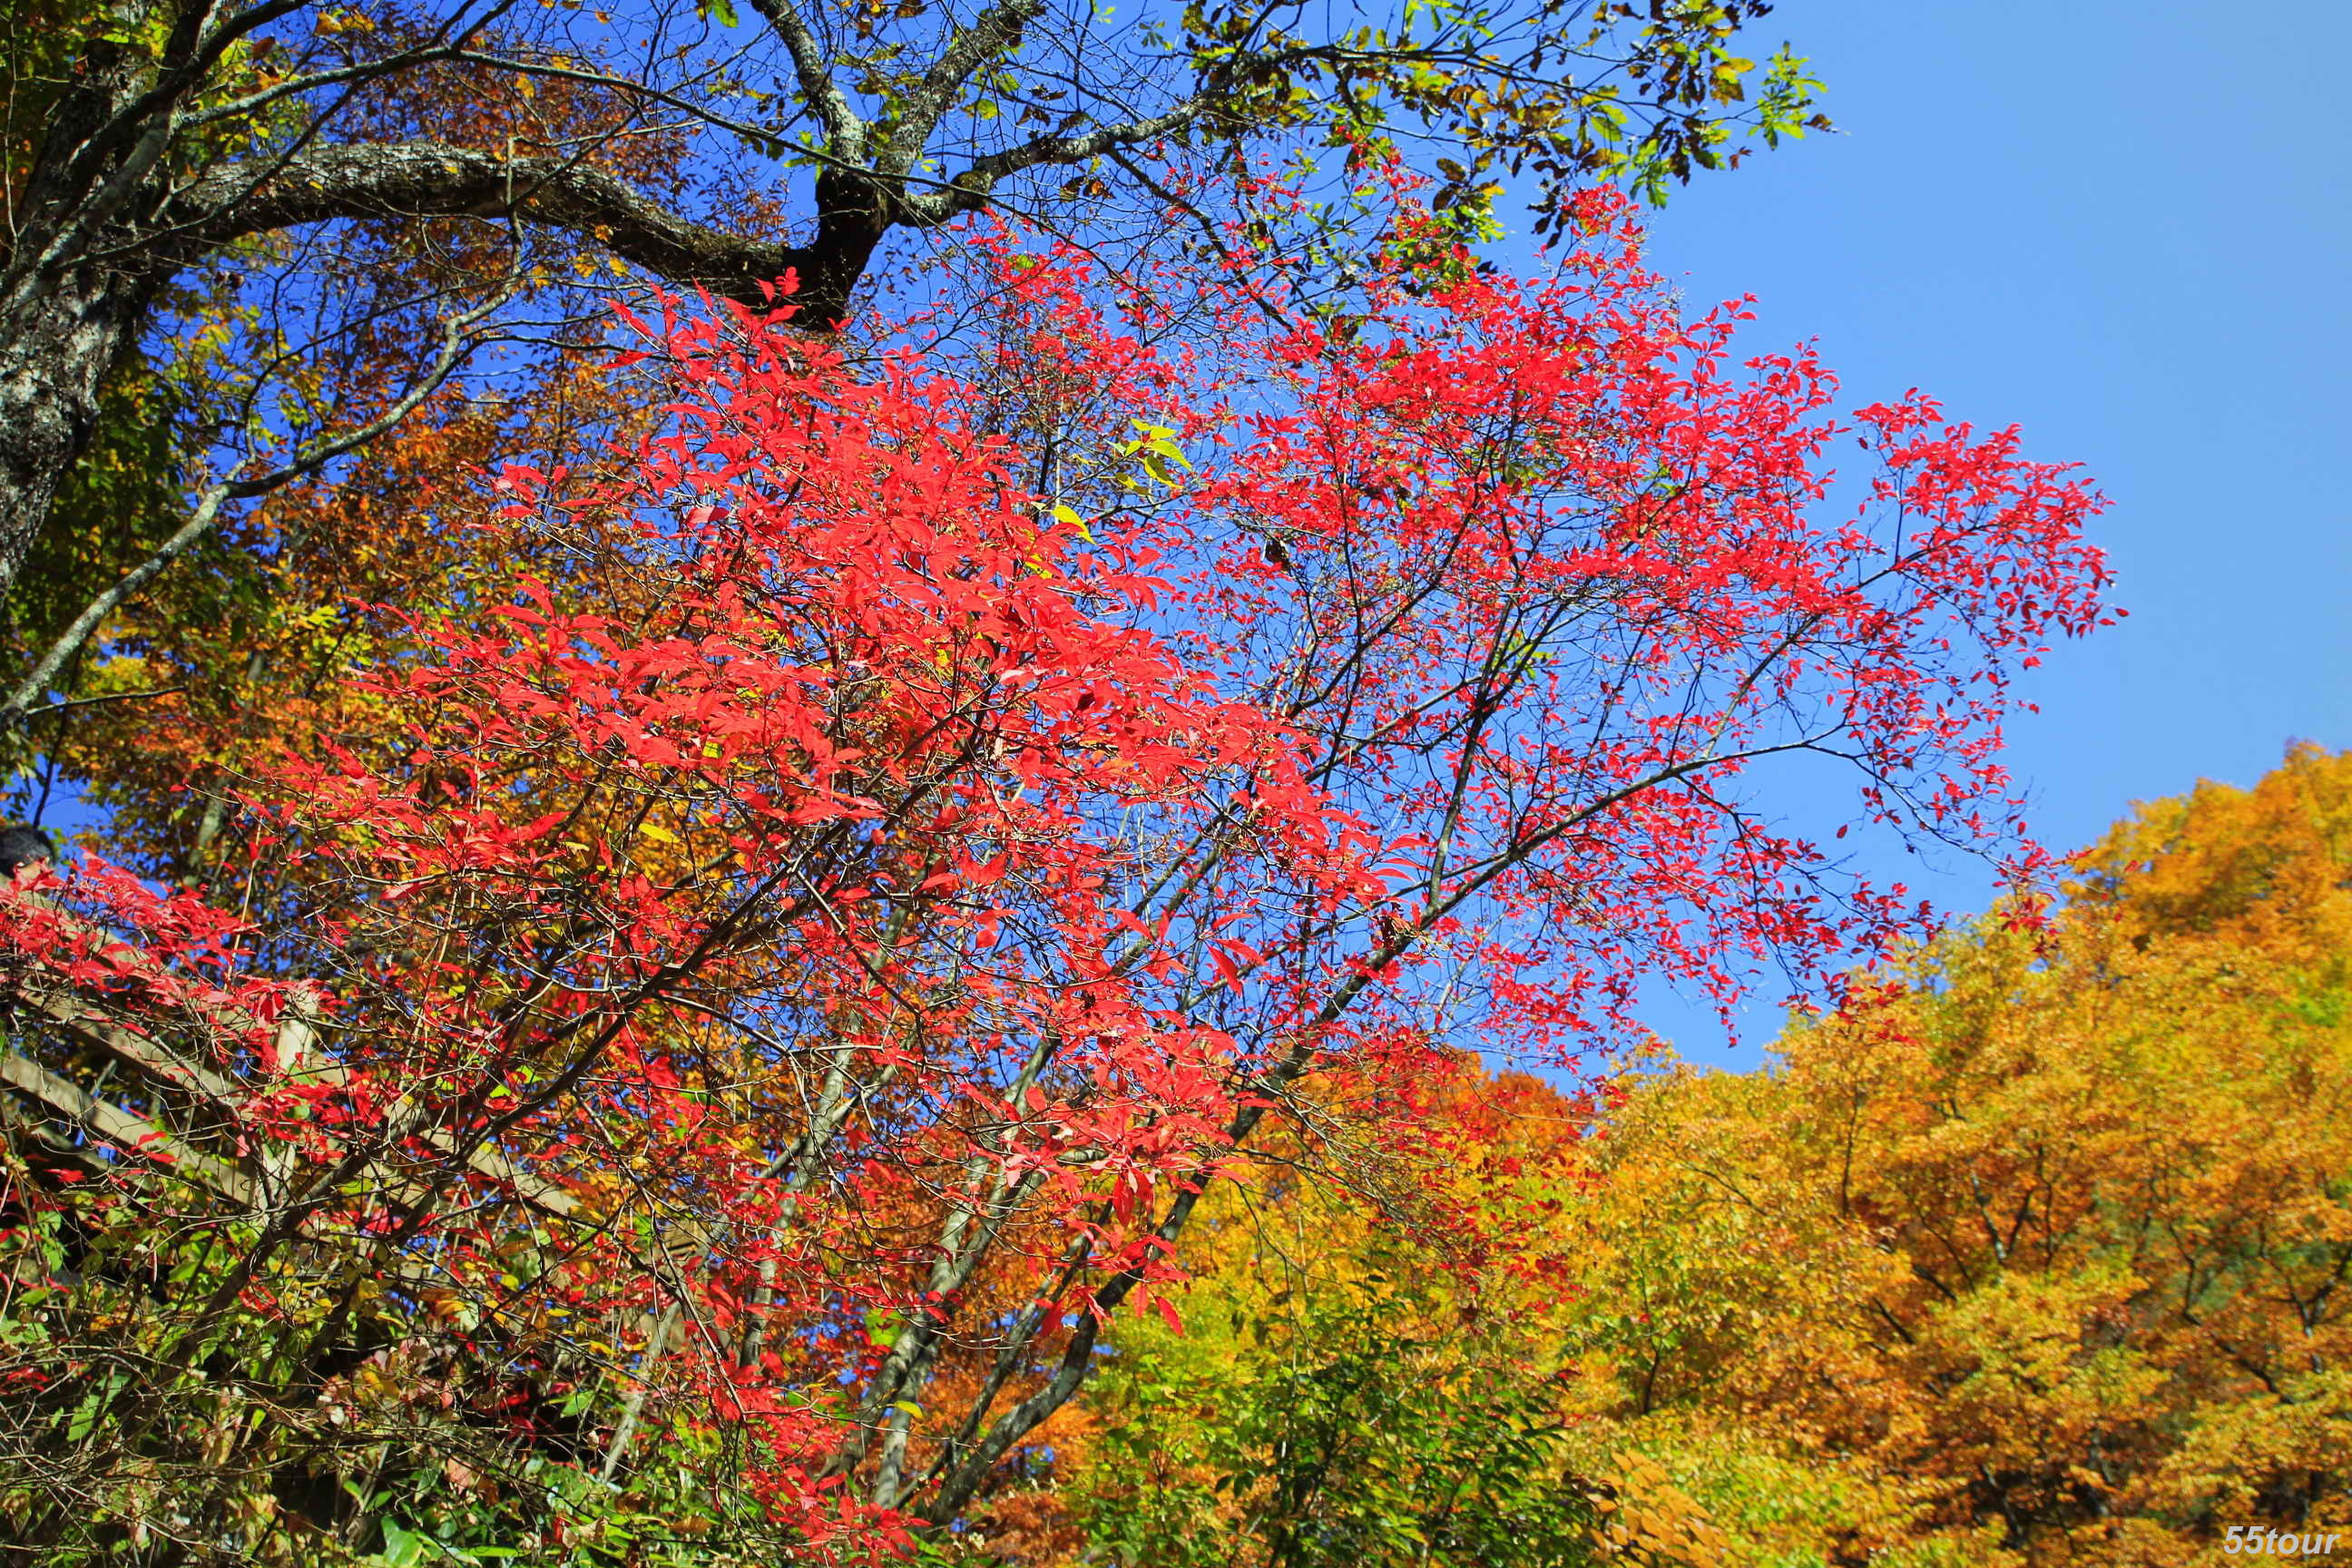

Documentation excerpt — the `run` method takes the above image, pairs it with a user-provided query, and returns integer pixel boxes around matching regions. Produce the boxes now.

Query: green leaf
[377,1521,437,1566]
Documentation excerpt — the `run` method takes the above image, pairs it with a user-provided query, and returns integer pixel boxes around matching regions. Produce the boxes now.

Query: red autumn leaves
[2,195,2108,1540]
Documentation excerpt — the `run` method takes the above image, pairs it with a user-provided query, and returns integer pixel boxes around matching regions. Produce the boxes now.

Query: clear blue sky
[1589,0,2352,1063]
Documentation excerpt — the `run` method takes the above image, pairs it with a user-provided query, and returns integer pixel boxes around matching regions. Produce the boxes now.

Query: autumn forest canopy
[0,0,2338,1563]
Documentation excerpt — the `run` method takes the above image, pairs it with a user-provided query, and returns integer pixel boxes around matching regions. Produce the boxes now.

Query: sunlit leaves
[1550,746,2352,1561]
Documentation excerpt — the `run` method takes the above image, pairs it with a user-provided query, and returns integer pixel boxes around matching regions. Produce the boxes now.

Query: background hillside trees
[1072,745,2352,1566]
[1573,744,2352,1561]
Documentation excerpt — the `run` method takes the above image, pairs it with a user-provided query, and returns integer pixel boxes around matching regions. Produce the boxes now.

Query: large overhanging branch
[166,141,811,304]
[44,0,1340,358]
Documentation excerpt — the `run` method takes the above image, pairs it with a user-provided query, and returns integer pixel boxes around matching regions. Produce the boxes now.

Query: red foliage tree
[0,196,2109,1557]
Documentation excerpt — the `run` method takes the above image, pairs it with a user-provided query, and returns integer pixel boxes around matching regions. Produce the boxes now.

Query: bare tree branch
[888,0,1048,169]
[740,0,869,160]
[901,95,1215,224]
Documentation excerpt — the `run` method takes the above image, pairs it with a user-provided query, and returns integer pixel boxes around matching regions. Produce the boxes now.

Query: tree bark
[0,268,156,632]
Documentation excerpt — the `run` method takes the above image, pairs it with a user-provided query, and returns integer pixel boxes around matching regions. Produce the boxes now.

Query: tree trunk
[0,267,149,632]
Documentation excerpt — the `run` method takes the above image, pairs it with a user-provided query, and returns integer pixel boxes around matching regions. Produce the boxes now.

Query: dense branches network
[0,194,2106,1561]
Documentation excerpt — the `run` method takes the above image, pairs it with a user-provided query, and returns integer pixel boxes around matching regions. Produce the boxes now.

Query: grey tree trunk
[0,269,151,619]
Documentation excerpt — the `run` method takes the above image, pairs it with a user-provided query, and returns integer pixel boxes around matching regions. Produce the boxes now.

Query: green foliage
[1078,1251,1602,1568]
[1179,0,1829,231]
[0,1112,792,1566]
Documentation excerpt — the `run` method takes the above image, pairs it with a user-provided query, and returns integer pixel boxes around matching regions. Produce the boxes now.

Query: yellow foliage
[1563,744,2352,1563]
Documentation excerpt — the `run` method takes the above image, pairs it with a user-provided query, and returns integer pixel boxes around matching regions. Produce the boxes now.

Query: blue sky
[1584,0,2352,1063]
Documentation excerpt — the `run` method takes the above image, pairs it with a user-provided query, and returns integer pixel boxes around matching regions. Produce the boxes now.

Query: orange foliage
[1557,744,2352,1563]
